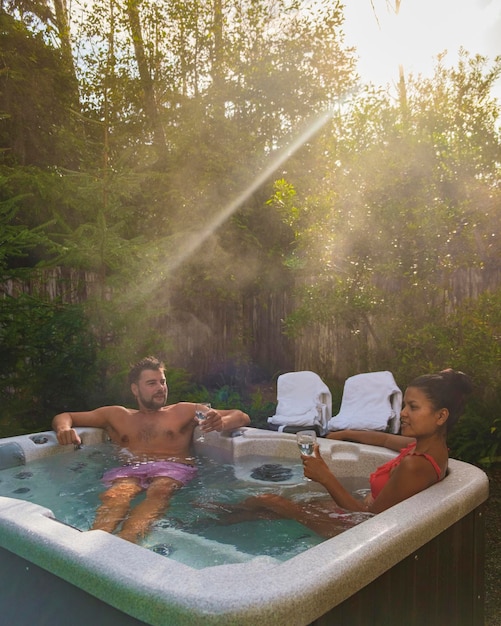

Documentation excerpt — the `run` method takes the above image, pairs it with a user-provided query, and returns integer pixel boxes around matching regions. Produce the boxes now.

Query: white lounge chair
[267,371,332,436]
[327,371,402,434]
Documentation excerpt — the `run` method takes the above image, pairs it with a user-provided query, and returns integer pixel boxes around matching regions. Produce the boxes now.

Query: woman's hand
[301,444,332,484]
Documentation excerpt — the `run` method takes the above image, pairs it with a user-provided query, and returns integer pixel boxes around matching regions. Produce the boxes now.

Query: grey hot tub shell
[0,426,488,625]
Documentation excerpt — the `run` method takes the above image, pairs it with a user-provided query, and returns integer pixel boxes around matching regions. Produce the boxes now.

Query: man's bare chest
[112,414,193,448]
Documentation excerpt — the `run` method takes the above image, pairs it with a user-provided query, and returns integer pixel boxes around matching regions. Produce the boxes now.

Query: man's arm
[219,409,250,431]
[203,408,250,433]
[52,407,116,446]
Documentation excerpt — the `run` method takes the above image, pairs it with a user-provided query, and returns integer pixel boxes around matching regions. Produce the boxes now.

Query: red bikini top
[369,442,443,499]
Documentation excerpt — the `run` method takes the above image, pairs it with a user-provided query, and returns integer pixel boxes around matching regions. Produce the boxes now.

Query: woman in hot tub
[207,369,472,538]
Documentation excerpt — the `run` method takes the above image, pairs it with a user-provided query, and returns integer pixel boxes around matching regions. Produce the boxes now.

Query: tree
[271,51,501,378]
[124,0,168,164]
[0,11,80,167]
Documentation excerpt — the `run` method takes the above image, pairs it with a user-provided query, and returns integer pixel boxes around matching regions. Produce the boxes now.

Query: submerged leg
[92,478,143,534]
[251,494,350,538]
[198,504,283,526]
[117,476,181,544]
[192,496,286,526]
[210,494,347,539]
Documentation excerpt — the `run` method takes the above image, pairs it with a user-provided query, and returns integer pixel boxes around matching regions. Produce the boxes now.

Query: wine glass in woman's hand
[296,430,317,480]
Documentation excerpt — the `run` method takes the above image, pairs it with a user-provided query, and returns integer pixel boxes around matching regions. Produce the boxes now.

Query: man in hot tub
[52,356,250,544]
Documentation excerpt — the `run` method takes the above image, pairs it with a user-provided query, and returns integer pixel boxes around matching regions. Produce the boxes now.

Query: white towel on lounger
[267,371,331,434]
[327,371,402,433]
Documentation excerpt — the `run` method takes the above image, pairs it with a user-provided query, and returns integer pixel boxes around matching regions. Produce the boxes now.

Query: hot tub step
[143,527,264,569]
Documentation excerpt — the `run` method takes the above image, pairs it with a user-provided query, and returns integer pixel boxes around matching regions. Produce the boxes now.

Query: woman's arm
[326,429,415,452]
[303,444,440,514]
[302,445,367,511]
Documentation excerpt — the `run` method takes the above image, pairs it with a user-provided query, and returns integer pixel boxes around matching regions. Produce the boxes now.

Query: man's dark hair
[128,356,165,385]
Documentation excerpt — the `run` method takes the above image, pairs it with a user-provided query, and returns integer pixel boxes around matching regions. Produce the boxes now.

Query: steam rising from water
[118,102,350,314]
[163,107,336,275]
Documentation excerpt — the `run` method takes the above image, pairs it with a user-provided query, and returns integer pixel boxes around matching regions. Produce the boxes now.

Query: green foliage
[176,383,276,429]
[0,11,80,168]
[0,295,99,436]
[282,51,501,308]
[386,289,501,466]
[448,407,501,468]
[246,388,277,428]
[0,171,59,274]
[0,2,500,474]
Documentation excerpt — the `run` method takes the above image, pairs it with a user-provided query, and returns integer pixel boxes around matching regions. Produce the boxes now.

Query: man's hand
[201,408,224,433]
[55,427,82,447]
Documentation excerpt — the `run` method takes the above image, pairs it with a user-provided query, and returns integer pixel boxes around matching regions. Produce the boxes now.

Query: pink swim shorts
[102,461,198,489]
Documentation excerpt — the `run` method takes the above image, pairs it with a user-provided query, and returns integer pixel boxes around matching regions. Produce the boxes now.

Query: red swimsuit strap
[370,442,444,499]
[399,442,443,479]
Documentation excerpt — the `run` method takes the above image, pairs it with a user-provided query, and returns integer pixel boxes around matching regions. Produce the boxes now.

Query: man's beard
[140,392,166,410]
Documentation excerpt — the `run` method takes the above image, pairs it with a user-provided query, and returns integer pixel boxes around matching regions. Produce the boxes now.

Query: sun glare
[342,0,501,99]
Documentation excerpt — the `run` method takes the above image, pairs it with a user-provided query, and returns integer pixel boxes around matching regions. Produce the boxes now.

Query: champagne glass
[195,403,211,442]
[296,430,317,481]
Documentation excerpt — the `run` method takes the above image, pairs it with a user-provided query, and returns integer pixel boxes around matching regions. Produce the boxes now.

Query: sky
[341,0,501,101]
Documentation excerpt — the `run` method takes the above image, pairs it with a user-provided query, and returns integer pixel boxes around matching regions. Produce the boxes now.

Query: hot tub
[0,427,488,625]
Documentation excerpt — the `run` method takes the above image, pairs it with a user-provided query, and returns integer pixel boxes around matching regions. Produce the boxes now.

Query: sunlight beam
[163,106,338,275]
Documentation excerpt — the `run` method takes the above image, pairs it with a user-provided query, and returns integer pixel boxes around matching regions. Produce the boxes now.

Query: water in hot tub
[0,444,372,568]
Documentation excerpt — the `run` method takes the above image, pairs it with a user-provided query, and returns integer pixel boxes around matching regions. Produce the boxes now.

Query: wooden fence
[2,265,500,388]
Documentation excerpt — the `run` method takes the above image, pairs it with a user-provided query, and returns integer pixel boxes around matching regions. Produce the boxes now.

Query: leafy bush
[389,289,501,466]
[0,295,98,435]
[448,403,501,467]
